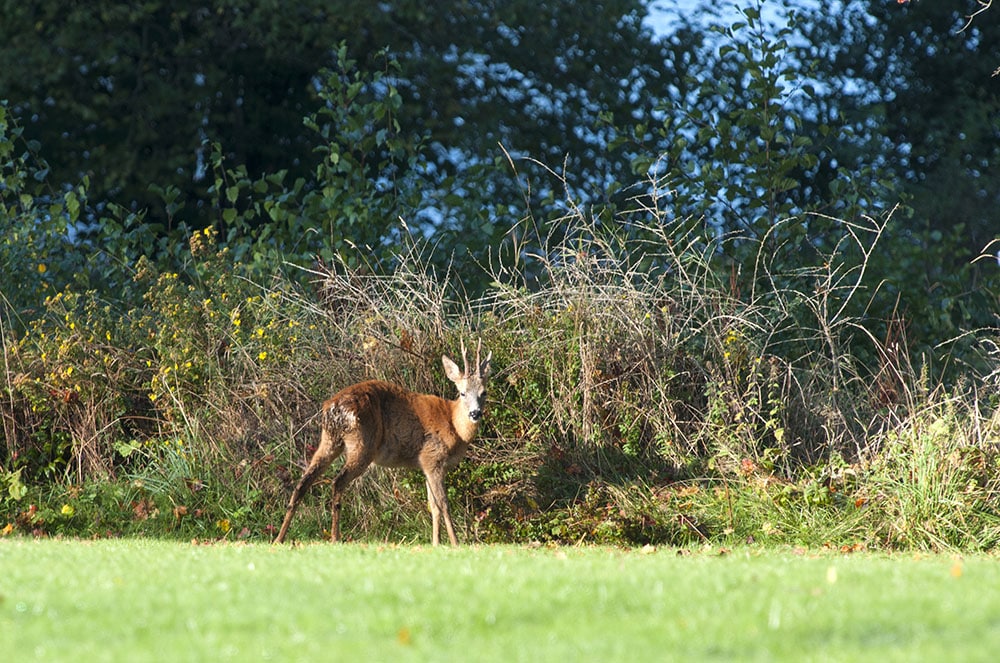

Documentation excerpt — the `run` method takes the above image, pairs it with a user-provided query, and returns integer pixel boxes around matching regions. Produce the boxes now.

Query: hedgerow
[4,187,1000,548]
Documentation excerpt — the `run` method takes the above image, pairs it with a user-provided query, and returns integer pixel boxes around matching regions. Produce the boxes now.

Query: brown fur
[274,343,491,545]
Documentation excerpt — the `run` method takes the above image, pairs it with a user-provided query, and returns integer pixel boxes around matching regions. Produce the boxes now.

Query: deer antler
[460,338,469,376]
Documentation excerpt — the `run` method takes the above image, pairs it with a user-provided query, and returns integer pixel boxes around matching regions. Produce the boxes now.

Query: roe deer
[274,340,492,545]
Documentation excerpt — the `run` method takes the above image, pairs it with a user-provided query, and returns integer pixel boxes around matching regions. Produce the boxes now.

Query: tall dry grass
[2,199,999,548]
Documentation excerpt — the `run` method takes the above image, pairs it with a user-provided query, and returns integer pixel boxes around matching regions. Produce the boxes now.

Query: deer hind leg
[424,468,458,546]
[328,429,375,542]
[274,427,344,544]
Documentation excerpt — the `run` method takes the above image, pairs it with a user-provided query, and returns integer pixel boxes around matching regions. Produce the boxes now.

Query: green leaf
[65,190,80,222]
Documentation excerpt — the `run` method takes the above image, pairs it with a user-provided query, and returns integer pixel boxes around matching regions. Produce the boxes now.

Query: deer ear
[442,354,463,382]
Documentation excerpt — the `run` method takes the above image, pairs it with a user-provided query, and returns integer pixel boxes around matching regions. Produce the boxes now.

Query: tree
[1,2,342,228]
[0,1,674,245]
[802,1,999,252]
[799,0,1000,357]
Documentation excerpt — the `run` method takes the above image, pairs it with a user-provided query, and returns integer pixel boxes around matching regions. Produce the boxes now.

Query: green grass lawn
[2,539,998,661]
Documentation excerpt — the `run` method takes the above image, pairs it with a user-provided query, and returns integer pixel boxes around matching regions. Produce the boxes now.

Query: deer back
[324,380,471,469]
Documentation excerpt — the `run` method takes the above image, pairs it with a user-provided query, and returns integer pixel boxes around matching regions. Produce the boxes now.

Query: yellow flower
[216,519,231,534]
[258,351,268,361]
[61,504,75,517]
[37,263,47,274]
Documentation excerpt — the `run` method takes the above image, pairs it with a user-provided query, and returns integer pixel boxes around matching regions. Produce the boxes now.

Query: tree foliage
[798,0,1000,361]
[0,1,671,234]
[1,0,996,364]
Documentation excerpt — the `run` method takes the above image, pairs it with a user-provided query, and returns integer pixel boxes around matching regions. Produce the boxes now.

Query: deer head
[442,339,492,422]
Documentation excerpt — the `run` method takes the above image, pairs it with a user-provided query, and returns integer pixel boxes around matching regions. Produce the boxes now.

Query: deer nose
[469,408,482,422]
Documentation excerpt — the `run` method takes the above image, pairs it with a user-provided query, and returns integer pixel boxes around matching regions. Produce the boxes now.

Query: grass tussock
[2,200,999,550]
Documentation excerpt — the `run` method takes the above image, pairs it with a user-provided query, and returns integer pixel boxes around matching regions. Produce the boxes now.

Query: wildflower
[217,519,231,534]
[61,504,75,517]
[37,263,47,274]
[258,351,268,361]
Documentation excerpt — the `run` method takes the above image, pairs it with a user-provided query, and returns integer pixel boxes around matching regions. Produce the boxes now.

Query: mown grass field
[2,539,998,662]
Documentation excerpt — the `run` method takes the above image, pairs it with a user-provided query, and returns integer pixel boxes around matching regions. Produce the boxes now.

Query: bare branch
[959,0,993,33]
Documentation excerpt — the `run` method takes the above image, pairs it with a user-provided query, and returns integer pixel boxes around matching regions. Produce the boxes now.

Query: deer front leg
[426,482,441,546]
[424,469,458,546]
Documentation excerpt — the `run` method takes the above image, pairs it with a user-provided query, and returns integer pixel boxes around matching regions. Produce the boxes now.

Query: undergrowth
[2,200,999,550]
